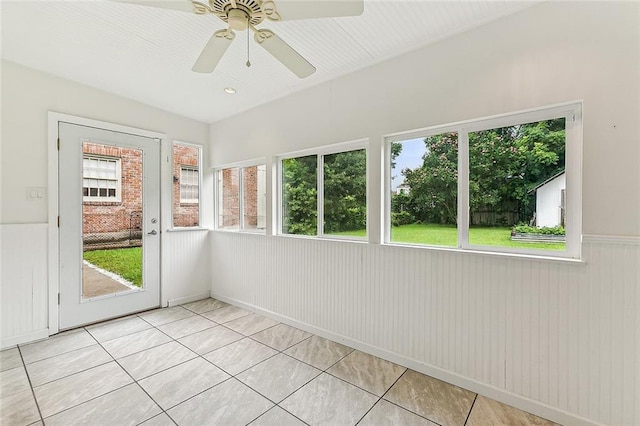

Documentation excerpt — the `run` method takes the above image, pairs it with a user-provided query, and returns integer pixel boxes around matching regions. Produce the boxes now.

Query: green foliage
[282,156,317,235]
[390,142,403,169]
[391,211,414,227]
[403,132,458,225]
[512,224,566,235]
[388,224,564,250]
[397,118,566,227]
[282,150,367,235]
[83,247,142,286]
[323,150,367,233]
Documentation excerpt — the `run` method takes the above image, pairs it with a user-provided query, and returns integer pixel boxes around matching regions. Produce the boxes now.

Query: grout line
[248,405,310,426]
[463,393,479,425]
[353,368,408,426]
[92,327,178,425]
[16,346,45,425]
[17,336,97,366]
[17,300,486,426]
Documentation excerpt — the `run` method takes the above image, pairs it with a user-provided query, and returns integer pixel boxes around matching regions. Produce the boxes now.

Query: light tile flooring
[1,298,557,425]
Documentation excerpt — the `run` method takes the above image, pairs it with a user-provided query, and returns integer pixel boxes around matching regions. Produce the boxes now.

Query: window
[82,156,121,202]
[386,103,581,258]
[173,142,201,228]
[280,142,367,239]
[243,165,267,230]
[217,163,266,232]
[390,132,458,247]
[180,167,199,203]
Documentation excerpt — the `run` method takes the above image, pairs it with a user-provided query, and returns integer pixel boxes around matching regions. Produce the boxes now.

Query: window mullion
[317,154,324,237]
[239,168,245,230]
[458,130,470,249]
[276,160,283,235]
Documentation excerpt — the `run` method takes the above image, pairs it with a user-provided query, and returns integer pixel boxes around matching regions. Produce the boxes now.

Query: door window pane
[82,142,143,299]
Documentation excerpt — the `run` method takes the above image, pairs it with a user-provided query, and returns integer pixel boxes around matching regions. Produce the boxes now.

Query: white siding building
[534,172,566,227]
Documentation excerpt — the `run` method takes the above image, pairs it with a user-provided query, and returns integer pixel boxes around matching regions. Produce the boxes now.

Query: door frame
[47,112,167,335]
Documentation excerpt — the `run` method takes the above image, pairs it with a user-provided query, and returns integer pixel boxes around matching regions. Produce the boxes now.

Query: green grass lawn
[337,223,565,251]
[83,247,142,286]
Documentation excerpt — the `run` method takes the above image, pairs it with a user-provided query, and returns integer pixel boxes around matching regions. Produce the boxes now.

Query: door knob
[147,229,158,235]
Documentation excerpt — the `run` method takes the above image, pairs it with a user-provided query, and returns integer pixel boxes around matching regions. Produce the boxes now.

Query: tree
[396,118,566,226]
[282,156,317,235]
[403,132,458,225]
[282,149,367,235]
[323,150,367,233]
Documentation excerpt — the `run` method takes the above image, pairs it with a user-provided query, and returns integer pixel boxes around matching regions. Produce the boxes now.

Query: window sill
[276,233,369,244]
[212,228,266,235]
[83,201,122,206]
[166,227,209,233]
[384,241,584,264]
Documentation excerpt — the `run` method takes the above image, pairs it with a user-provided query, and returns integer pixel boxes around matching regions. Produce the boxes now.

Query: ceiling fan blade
[266,0,363,21]
[254,29,315,78]
[111,0,199,13]
[192,30,235,73]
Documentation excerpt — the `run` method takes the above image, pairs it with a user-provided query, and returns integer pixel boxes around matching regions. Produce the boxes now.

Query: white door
[59,122,161,329]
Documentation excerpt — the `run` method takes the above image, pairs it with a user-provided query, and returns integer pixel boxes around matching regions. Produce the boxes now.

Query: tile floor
[1,298,557,425]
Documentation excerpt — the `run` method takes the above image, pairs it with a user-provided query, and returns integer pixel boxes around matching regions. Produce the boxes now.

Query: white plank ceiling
[1,0,538,123]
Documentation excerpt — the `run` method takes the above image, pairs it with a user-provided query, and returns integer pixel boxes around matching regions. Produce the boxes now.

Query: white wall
[210,3,640,425]
[0,60,213,346]
[536,173,566,228]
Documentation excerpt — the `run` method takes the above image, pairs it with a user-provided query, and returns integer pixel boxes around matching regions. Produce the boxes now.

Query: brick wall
[221,168,240,228]
[220,165,264,229]
[172,144,200,227]
[243,166,258,228]
[82,142,142,240]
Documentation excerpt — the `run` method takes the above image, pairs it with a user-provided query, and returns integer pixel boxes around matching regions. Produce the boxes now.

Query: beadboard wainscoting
[211,232,639,426]
[0,224,212,349]
[1,224,49,348]
[163,229,212,307]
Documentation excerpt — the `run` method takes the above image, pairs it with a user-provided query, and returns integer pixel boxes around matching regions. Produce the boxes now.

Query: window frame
[171,141,203,229]
[277,139,369,241]
[214,159,267,234]
[82,155,122,203]
[384,102,582,259]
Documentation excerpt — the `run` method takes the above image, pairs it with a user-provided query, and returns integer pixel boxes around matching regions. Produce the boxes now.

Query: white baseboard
[211,293,598,426]
[1,328,50,350]
[167,292,211,307]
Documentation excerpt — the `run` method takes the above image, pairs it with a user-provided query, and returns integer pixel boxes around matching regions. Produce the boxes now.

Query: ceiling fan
[114,0,364,78]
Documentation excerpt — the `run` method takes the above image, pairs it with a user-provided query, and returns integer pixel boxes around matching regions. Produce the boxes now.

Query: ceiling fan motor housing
[209,0,265,27]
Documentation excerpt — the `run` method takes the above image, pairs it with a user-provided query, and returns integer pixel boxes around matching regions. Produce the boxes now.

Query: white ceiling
[1,0,537,124]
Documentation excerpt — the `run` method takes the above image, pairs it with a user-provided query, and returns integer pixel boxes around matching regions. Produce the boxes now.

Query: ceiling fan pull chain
[246,19,251,68]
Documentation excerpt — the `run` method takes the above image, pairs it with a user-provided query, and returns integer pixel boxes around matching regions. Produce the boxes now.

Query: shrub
[392,211,414,227]
[512,223,565,235]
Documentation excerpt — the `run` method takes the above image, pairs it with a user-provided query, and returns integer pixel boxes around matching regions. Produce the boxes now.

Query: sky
[391,137,425,190]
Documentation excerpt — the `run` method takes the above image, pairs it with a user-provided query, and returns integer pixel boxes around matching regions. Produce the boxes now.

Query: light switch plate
[27,187,46,200]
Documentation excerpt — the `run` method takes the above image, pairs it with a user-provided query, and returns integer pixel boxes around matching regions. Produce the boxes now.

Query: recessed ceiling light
[224,87,236,94]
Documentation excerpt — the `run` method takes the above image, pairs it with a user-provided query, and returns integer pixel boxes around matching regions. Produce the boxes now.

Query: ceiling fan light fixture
[224,87,237,94]
[227,8,249,31]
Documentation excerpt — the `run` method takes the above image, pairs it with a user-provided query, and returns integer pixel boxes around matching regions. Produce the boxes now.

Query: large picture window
[280,142,367,239]
[387,103,581,258]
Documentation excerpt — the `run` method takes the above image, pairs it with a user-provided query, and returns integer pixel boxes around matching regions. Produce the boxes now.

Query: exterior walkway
[82,264,132,298]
